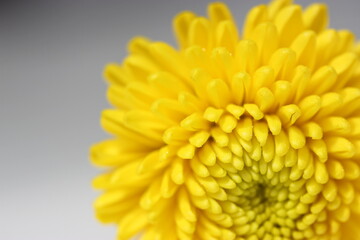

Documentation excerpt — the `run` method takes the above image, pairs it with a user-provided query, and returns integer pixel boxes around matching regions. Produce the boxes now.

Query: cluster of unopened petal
[91,0,360,239]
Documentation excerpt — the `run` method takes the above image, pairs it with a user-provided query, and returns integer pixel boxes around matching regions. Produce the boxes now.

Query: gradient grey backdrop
[1,0,359,239]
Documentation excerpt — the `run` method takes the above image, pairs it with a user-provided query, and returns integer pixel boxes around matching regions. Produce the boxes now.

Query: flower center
[228,166,297,237]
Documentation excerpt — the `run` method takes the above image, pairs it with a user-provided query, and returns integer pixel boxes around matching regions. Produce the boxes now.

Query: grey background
[0,0,359,239]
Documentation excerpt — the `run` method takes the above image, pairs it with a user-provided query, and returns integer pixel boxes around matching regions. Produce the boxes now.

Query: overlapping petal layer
[91,0,360,239]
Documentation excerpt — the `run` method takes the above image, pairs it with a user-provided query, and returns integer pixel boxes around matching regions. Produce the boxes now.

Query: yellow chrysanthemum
[91,0,360,239]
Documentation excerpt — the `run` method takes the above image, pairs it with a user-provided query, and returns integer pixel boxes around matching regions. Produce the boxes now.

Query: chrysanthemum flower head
[91,0,360,239]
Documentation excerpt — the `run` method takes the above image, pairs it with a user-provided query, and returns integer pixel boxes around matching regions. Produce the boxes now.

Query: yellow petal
[188,17,211,49]
[189,130,210,148]
[173,11,196,48]
[325,137,355,159]
[243,5,268,39]
[290,31,316,68]
[269,48,296,80]
[274,5,304,47]
[267,0,293,19]
[249,22,279,64]
[314,161,329,184]
[288,126,306,149]
[206,78,232,108]
[117,209,148,240]
[235,40,259,74]
[303,3,328,33]
[178,188,197,222]
[297,95,321,123]
[215,20,238,52]
[330,52,359,89]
